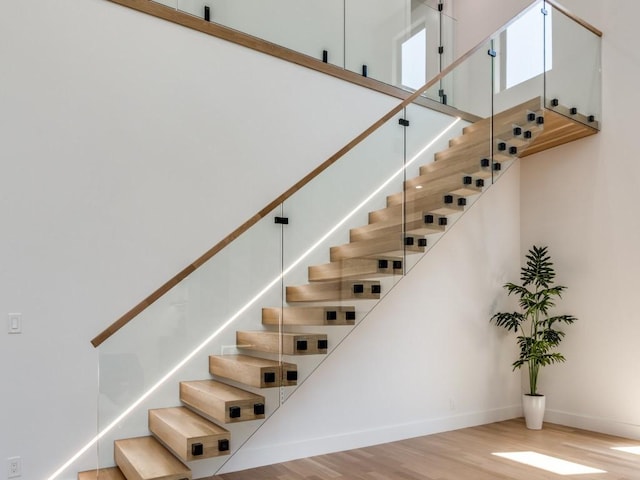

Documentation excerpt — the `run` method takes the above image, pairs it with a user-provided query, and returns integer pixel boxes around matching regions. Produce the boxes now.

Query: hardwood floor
[207,419,640,479]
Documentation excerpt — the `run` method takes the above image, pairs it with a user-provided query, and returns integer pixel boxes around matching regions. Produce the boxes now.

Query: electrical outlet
[8,457,21,478]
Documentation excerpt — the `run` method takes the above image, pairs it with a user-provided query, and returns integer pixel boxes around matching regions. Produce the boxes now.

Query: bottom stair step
[180,380,266,424]
[78,467,125,480]
[209,354,298,388]
[114,436,191,480]
[149,407,230,462]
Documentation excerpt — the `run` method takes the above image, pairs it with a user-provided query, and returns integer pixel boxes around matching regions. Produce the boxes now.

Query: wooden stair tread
[114,436,191,480]
[308,258,403,282]
[237,330,328,355]
[386,174,482,207]
[209,354,297,388]
[451,118,542,147]
[78,467,125,480]
[351,212,446,241]
[149,407,230,462]
[433,138,516,165]
[546,102,599,129]
[263,306,356,325]
[180,380,265,424]
[462,97,543,135]
[286,280,381,302]
[416,157,492,184]
[329,234,425,261]
[519,108,597,157]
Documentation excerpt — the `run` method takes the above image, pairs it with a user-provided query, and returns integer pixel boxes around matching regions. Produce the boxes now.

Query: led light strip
[47,117,460,480]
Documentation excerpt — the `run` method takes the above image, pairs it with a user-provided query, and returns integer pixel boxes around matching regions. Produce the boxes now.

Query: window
[503,4,552,89]
[401,28,427,90]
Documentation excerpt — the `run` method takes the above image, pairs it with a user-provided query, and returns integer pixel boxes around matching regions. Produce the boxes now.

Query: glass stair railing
[65,2,603,479]
[112,0,456,101]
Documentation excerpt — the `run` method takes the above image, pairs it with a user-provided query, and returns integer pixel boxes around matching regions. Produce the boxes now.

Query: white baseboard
[217,405,522,474]
[545,409,640,440]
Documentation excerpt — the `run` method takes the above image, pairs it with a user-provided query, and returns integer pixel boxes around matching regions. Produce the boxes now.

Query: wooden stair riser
[329,234,425,262]
[114,436,191,480]
[286,280,382,301]
[451,112,543,148]
[263,306,356,325]
[416,157,492,184]
[148,407,230,462]
[78,468,126,480]
[461,97,543,135]
[180,380,265,424]
[237,330,328,355]
[433,138,518,166]
[546,102,599,129]
[519,108,597,157]
[350,213,447,242]
[369,196,464,223]
[209,354,297,388]
[385,175,482,207]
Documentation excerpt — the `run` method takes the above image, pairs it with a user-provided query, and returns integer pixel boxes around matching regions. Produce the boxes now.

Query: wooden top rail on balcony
[91,0,600,347]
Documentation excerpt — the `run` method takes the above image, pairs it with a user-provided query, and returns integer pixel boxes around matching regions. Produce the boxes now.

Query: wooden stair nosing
[350,214,446,243]
[286,279,382,301]
[434,135,524,163]
[369,195,464,223]
[78,467,126,480]
[180,380,265,424]
[329,234,425,262]
[410,157,491,188]
[461,97,543,135]
[263,306,356,325]
[114,436,191,480]
[419,155,493,179]
[450,117,543,147]
[545,103,599,130]
[209,354,297,388]
[237,330,328,355]
[307,258,403,282]
[519,113,597,157]
[149,407,230,462]
[386,175,482,207]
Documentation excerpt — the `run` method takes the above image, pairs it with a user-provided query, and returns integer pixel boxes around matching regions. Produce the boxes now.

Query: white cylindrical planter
[522,394,546,430]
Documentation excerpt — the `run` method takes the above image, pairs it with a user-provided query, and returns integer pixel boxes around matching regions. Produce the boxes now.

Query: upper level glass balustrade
[153,0,456,95]
[80,3,600,479]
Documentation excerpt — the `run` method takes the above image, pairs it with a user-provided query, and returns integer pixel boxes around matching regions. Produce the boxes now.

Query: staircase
[79,97,597,479]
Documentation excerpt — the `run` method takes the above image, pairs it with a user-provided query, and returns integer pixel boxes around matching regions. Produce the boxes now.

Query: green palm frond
[490,245,577,395]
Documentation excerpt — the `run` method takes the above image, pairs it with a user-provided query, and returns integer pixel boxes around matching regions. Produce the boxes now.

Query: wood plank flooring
[206,419,640,479]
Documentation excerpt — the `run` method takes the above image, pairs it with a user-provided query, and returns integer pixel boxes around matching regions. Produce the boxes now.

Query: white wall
[522,0,640,440]
[455,0,640,441]
[0,0,530,478]
[0,1,398,478]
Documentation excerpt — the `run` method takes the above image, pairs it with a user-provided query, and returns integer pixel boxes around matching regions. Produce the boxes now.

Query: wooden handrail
[92,0,600,347]
[546,0,603,37]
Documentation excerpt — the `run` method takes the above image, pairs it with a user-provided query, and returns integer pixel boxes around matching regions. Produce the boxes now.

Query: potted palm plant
[491,245,577,429]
